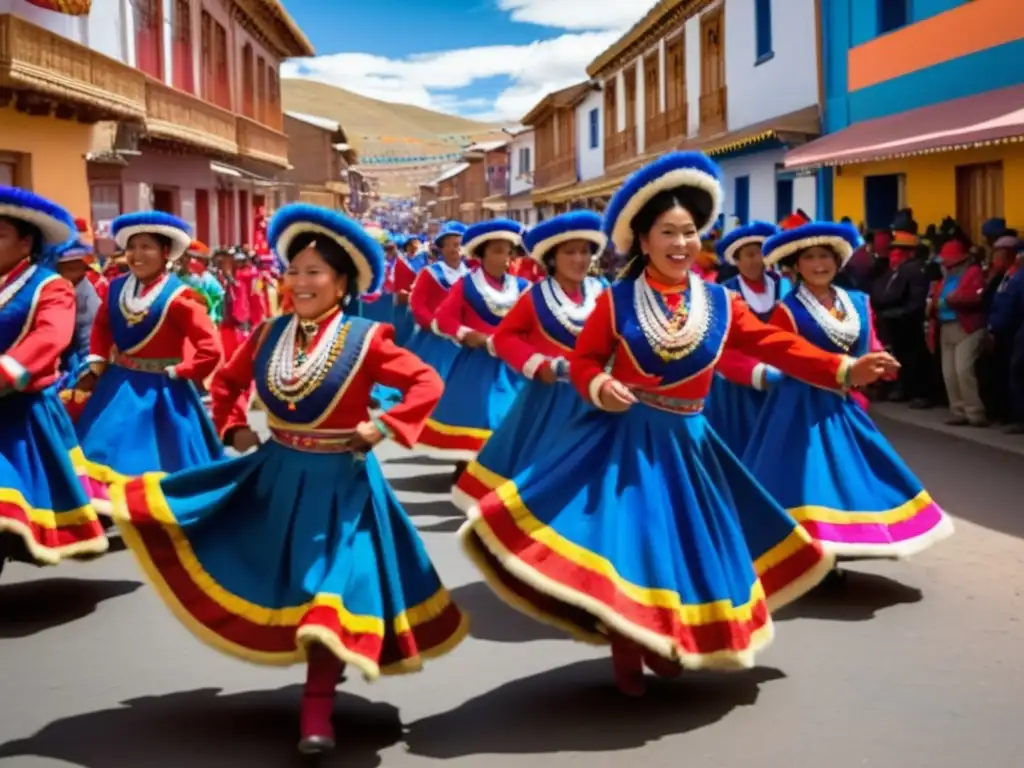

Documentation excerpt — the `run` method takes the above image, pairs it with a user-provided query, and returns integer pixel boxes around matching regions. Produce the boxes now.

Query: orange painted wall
[1,106,92,220]
[848,0,1024,91]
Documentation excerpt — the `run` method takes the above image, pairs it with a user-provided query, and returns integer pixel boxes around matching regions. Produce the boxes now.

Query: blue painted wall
[820,0,1018,132]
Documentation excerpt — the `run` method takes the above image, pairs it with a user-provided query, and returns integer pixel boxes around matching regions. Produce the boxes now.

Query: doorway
[956,162,1004,244]
[152,186,176,215]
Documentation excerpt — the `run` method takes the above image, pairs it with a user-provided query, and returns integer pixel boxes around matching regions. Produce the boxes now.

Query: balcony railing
[604,126,637,168]
[0,14,147,121]
[699,87,727,136]
[145,79,237,155]
[236,115,290,168]
[534,155,576,189]
[645,105,689,151]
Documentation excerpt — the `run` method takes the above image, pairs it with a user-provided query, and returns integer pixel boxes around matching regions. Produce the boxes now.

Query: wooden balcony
[237,115,290,168]
[604,126,637,168]
[534,155,576,190]
[145,79,237,155]
[645,105,689,152]
[699,87,727,136]
[0,14,146,121]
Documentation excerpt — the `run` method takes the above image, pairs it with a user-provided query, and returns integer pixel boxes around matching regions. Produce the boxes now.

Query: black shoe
[297,734,335,755]
[945,416,969,426]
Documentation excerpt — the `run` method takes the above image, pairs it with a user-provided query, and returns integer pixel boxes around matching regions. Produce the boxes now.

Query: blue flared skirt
[417,347,525,460]
[406,327,461,381]
[75,366,224,506]
[358,294,395,324]
[393,303,416,347]
[703,374,768,458]
[453,379,592,512]
[742,379,953,559]
[459,402,833,668]
[0,389,107,565]
[109,440,467,678]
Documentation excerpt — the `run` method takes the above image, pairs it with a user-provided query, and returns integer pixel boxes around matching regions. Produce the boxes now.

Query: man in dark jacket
[871,227,931,403]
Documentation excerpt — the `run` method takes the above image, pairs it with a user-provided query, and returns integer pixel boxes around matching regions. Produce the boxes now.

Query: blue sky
[279,0,653,122]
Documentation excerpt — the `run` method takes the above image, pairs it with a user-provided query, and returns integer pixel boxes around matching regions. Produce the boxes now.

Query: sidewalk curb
[870,402,1024,458]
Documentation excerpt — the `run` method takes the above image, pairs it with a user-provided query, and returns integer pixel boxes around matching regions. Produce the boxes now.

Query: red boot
[298,645,344,755]
[611,637,646,697]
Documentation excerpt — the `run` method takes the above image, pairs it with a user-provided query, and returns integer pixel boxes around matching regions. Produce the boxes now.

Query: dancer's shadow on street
[0,686,400,768]
[382,455,453,468]
[405,658,783,758]
[0,577,141,639]
[389,471,455,495]
[449,580,565,643]
[774,568,922,623]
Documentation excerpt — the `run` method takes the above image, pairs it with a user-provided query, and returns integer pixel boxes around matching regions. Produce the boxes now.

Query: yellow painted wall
[833,142,1024,230]
[0,105,92,220]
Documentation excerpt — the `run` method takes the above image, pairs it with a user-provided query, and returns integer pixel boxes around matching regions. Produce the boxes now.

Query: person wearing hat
[508,240,545,283]
[742,221,952,565]
[72,211,224,512]
[0,186,108,571]
[925,238,988,426]
[178,240,224,326]
[702,221,787,456]
[870,225,931,405]
[452,210,606,513]
[405,220,468,380]
[986,235,1024,432]
[391,231,428,346]
[109,203,466,756]
[53,240,103,393]
[416,219,529,471]
[459,152,899,696]
[213,246,254,360]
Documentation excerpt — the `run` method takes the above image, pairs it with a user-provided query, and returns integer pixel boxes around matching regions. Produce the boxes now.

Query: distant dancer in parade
[109,204,466,756]
[458,152,900,697]
[453,211,605,512]
[0,187,107,573]
[392,232,427,345]
[178,240,225,324]
[356,226,397,323]
[743,222,954,560]
[415,219,529,470]
[73,212,223,512]
[406,220,469,379]
[53,240,102,391]
[703,221,787,456]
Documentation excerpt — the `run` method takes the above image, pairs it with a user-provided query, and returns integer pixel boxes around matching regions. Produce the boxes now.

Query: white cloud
[495,0,649,32]
[282,1,656,122]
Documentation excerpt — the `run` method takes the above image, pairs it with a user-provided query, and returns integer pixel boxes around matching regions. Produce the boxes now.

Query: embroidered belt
[270,428,356,453]
[633,390,705,415]
[113,354,182,374]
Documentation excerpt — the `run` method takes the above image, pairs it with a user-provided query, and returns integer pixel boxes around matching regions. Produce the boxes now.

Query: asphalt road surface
[2,413,1023,768]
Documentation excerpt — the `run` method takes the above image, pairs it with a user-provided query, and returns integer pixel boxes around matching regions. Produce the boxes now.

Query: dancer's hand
[848,352,900,387]
[462,331,488,349]
[536,363,559,385]
[352,420,385,450]
[599,379,637,412]
[231,427,261,453]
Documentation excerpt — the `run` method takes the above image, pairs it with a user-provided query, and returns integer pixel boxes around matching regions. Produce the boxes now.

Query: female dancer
[743,221,953,559]
[406,220,468,379]
[73,212,223,511]
[453,211,605,512]
[109,204,467,755]
[0,187,107,573]
[416,219,528,468]
[704,221,786,456]
[458,152,899,696]
[392,232,427,346]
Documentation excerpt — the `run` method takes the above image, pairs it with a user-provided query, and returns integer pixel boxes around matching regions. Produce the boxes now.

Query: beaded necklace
[265,310,349,411]
[795,282,861,351]
[470,268,519,317]
[633,272,711,362]
[119,273,170,327]
[540,277,596,336]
